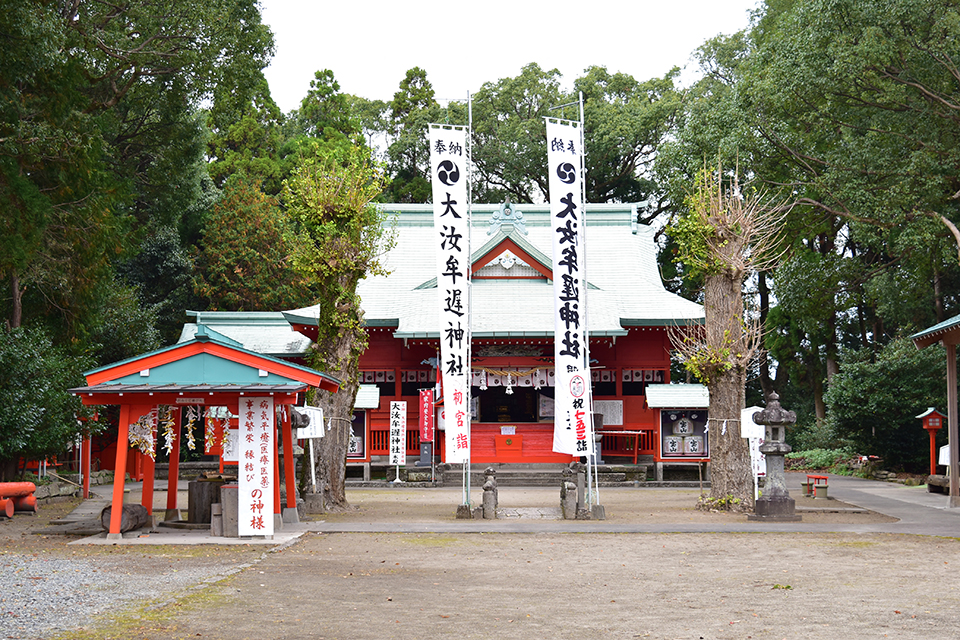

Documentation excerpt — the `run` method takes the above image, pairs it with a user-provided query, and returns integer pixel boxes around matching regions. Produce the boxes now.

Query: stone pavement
[53,471,960,545]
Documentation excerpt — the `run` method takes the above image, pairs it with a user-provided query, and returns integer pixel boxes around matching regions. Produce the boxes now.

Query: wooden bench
[927,474,949,493]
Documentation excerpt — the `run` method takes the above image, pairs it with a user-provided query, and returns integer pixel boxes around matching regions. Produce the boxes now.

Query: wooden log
[187,479,224,524]
[100,504,149,533]
[0,482,37,498]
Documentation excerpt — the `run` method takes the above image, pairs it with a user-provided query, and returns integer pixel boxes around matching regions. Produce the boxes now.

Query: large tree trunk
[311,327,361,510]
[703,271,754,508]
[708,367,752,505]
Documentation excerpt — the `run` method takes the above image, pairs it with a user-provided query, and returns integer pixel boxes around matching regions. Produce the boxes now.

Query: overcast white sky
[259,0,762,113]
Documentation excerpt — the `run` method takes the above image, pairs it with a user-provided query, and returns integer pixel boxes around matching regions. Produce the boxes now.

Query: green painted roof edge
[84,328,341,388]
[621,318,704,327]
[910,315,960,346]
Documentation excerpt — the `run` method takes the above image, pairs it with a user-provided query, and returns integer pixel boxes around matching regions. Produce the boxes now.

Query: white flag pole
[465,90,473,508]
[577,91,599,509]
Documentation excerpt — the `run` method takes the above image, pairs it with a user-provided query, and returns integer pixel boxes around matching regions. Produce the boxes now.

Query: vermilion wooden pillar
[81,437,92,500]
[273,408,281,518]
[108,405,131,538]
[282,407,297,513]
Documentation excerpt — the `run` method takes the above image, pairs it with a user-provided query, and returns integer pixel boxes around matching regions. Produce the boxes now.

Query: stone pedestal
[749,495,800,521]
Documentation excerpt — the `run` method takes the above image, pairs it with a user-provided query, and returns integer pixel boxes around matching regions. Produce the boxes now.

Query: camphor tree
[283,144,394,509]
[670,167,788,508]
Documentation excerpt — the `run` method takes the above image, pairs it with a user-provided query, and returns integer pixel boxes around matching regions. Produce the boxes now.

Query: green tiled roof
[285,202,703,337]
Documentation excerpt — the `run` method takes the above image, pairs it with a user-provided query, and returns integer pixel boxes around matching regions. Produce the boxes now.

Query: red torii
[70,326,339,539]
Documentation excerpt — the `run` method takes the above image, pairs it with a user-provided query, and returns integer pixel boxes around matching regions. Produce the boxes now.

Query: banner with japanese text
[546,118,593,456]
[389,401,407,466]
[429,124,471,463]
[238,396,274,536]
[419,389,435,443]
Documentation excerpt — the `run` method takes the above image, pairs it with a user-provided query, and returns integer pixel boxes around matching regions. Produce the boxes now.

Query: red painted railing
[369,427,421,457]
[599,429,656,463]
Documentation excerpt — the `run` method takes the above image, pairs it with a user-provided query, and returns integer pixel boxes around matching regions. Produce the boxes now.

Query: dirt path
[3,484,954,640]
[96,530,960,640]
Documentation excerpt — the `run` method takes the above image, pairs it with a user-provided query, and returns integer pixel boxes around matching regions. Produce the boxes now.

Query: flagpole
[465,90,473,509]
[577,91,599,510]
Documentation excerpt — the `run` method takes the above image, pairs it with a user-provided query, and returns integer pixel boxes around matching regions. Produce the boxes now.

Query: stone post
[748,392,801,522]
[560,467,577,519]
[481,467,498,519]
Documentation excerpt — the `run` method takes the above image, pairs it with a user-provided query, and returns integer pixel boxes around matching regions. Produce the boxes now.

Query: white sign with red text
[238,396,274,536]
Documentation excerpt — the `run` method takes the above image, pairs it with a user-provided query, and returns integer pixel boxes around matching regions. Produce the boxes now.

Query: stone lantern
[747,392,801,522]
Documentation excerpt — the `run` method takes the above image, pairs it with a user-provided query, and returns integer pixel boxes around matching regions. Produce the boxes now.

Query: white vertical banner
[239,396,275,536]
[389,401,407,466]
[546,118,593,456]
[429,124,471,464]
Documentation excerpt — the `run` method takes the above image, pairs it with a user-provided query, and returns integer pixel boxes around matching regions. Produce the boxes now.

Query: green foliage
[116,227,197,345]
[471,63,565,203]
[668,171,727,280]
[696,494,744,512]
[1,0,277,344]
[194,176,315,312]
[287,70,361,142]
[383,67,441,203]
[85,282,162,367]
[824,337,946,470]
[0,326,97,478]
[283,143,392,377]
[574,66,681,208]
[785,447,855,470]
[207,79,287,195]
[786,418,849,453]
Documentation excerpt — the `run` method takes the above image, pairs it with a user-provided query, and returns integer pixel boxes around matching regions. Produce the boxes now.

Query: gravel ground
[0,500,264,640]
[1,551,247,639]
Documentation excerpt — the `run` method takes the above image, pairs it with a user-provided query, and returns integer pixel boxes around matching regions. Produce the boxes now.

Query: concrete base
[455,504,473,519]
[749,495,802,522]
[163,508,182,522]
[591,504,606,520]
[106,532,122,541]
[273,513,283,531]
[282,506,300,524]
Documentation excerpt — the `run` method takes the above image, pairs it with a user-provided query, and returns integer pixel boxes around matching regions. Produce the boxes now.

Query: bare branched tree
[669,167,790,508]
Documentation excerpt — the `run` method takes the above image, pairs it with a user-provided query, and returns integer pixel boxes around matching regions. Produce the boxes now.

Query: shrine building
[181,201,708,472]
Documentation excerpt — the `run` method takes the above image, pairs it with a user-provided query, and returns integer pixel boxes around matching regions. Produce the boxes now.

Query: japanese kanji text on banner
[429,124,471,464]
[419,389,435,443]
[546,118,593,456]
[239,396,274,536]
[389,401,407,466]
